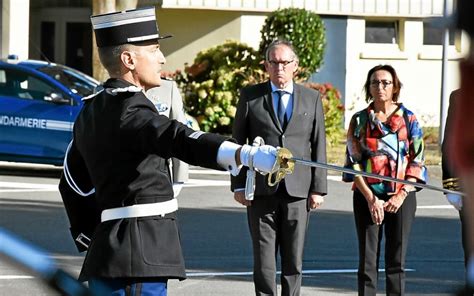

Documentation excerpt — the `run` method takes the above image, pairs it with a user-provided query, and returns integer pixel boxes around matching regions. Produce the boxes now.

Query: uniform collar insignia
[155,103,169,113]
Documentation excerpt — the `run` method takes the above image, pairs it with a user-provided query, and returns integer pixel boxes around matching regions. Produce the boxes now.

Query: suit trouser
[460,207,469,266]
[353,190,416,296]
[247,184,310,296]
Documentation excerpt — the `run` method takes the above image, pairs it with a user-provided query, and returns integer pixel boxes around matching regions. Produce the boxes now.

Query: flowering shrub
[175,41,267,134]
[171,41,343,143]
[304,82,345,146]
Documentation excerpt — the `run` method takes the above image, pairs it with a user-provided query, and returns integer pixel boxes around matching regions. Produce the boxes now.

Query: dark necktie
[276,90,288,129]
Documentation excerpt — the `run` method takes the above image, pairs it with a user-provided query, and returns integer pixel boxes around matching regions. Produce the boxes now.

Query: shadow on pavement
[178,207,465,294]
[0,200,466,294]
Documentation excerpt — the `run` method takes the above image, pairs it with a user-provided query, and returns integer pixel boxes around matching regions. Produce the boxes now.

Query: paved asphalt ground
[0,163,468,295]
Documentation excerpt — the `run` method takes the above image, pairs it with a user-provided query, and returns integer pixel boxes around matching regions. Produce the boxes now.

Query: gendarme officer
[58,7,279,296]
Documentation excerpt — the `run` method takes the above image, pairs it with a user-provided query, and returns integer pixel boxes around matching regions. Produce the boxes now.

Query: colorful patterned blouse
[343,103,428,195]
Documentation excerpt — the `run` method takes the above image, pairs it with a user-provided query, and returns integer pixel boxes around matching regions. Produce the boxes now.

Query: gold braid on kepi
[267,147,295,186]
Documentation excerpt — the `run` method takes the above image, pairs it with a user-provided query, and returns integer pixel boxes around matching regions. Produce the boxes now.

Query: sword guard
[267,147,295,186]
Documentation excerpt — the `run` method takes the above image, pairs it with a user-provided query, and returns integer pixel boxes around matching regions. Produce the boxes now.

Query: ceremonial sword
[265,147,464,196]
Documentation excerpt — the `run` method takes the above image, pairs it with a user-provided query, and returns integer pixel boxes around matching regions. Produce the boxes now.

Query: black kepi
[91,6,172,48]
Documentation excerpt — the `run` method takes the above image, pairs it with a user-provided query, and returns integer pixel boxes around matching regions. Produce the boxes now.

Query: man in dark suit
[449,1,474,293]
[442,90,468,264]
[231,40,328,296]
[442,90,472,295]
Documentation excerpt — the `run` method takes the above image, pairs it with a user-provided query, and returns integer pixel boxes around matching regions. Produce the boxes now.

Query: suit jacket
[231,81,327,198]
[59,78,229,281]
[442,90,461,192]
[146,79,189,183]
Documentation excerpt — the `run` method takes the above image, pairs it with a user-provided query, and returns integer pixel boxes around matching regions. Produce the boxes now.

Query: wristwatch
[401,187,410,195]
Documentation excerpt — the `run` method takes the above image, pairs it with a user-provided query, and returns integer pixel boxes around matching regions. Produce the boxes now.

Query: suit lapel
[287,83,300,130]
[264,81,283,132]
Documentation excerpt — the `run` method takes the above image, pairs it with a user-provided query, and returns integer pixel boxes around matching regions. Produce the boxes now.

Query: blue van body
[0,59,99,165]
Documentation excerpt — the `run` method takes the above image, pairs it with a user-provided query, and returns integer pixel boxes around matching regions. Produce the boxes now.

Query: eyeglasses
[267,60,294,69]
[370,80,393,89]
[370,80,393,88]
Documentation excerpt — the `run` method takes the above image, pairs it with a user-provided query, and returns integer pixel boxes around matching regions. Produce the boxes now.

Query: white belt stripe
[101,199,178,222]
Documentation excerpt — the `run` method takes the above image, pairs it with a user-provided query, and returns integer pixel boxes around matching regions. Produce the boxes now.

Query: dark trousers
[459,206,472,293]
[247,184,310,296]
[353,190,416,296]
[460,207,469,266]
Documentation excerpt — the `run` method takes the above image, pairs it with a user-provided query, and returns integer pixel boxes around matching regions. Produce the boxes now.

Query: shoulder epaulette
[81,86,104,101]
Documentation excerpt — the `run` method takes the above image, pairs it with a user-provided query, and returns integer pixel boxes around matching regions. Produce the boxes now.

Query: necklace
[374,103,398,123]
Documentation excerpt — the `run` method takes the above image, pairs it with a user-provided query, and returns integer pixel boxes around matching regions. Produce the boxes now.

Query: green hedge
[174,9,342,140]
[175,41,266,134]
[175,42,344,143]
[305,82,345,146]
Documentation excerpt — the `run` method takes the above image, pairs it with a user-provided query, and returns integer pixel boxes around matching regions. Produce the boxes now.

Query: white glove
[446,193,463,211]
[240,144,278,174]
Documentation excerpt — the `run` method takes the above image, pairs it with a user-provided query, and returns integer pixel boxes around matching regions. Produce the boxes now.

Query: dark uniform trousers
[247,182,310,296]
[353,190,416,296]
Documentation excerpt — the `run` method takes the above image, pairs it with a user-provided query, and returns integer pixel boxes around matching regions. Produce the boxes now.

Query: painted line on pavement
[189,169,229,175]
[328,175,342,181]
[0,181,58,193]
[417,205,454,209]
[184,179,230,187]
[0,275,34,279]
[187,268,415,277]
[1,268,415,280]
[1,177,454,210]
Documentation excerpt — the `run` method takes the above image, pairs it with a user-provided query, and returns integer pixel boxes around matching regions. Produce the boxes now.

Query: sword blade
[290,157,463,196]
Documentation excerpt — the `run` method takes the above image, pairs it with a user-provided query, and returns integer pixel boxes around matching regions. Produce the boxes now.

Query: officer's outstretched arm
[216,141,278,176]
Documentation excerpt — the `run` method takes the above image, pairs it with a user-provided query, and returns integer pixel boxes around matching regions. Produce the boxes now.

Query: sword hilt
[267,147,295,186]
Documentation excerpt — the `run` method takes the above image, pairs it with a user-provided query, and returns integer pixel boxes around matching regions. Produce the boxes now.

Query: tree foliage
[175,41,266,134]
[259,8,326,81]
[305,82,345,146]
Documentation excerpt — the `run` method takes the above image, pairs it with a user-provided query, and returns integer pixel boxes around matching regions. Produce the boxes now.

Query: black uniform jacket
[59,78,229,281]
[231,81,327,197]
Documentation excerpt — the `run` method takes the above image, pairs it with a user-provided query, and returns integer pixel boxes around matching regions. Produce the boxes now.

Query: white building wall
[7,0,464,130]
[239,14,267,49]
[155,5,468,128]
[1,0,29,59]
[343,17,469,128]
[158,0,454,16]
[157,9,246,73]
[345,18,367,115]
